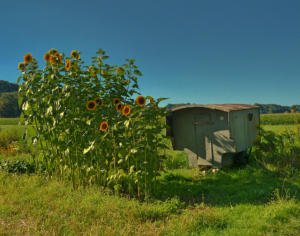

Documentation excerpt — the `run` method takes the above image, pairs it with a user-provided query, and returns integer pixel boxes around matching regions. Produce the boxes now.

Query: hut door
[193,114,206,160]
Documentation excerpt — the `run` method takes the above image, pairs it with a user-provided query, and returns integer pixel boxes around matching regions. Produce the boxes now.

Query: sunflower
[100,121,108,132]
[116,102,123,112]
[122,105,131,116]
[24,53,32,64]
[71,50,80,59]
[49,48,58,55]
[95,97,103,106]
[18,62,25,71]
[86,100,97,110]
[148,96,154,104]
[65,60,71,71]
[50,54,60,64]
[113,98,121,105]
[44,52,51,63]
[136,95,146,106]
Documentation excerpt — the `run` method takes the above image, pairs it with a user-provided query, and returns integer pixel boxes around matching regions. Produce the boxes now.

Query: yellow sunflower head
[44,52,51,63]
[113,98,121,105]
[136,95,146,106]
[95,97,103,106]
[18,62,25,71]
[100,121,108,132]
[86,100,97,110]
[122,105,131,116]
[116,102,123,112]
[24,53,32,64]
[71,50,80,59]
[50,54,60,65]
[49,48,58,55]
[65,60,71,71]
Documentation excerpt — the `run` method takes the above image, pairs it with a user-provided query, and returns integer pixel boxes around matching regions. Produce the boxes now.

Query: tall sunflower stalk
[18,48,169,199]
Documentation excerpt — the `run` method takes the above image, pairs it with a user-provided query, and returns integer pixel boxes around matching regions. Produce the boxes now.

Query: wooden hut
[166,104,260,167]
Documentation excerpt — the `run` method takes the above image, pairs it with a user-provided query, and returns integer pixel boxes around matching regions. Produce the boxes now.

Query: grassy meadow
[0,115,300,235]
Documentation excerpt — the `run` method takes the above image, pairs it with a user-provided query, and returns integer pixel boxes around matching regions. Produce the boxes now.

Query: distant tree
[0,80,18,93]
[0,92,21,117]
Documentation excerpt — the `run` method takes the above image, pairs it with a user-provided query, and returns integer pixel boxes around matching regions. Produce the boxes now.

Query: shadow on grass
[154,162,300,206]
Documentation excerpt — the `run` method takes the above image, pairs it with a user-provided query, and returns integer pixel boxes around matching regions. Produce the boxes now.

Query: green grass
[0,163,299,235]
[0,119,299,235]
[0,118,20,125]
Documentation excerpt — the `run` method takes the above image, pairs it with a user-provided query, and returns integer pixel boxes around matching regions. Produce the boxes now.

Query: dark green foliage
[0,92,21,117]
[0,80,18,93]
[0,159,35,174]
[252,126,300,177]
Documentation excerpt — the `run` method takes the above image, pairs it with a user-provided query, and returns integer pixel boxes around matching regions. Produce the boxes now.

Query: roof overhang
[171,104,260,113]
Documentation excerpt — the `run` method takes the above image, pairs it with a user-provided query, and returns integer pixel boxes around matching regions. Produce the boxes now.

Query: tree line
[0,80,299,117]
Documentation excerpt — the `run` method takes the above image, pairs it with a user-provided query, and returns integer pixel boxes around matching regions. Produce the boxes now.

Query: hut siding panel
[229,109,259,152]
[172,109,195,151]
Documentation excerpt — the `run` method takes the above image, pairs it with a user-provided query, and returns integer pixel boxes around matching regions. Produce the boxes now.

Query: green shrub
[0,159,35,174]
[252,126,300,176]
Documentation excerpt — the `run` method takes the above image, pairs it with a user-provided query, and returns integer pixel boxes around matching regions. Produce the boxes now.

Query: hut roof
[171,104,259,113]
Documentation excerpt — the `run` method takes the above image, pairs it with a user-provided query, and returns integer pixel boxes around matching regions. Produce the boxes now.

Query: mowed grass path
[0,117,300,235]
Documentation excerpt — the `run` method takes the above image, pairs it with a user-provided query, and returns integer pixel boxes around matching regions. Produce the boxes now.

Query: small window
[248,113,253,121]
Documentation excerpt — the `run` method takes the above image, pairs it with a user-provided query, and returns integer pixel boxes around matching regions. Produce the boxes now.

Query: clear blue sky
[1,0,300,107]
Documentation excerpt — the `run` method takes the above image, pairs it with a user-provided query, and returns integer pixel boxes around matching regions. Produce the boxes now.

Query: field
[0,116,300,235]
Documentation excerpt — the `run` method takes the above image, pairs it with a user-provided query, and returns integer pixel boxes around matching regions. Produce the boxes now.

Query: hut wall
[172,108,233,165]
[229,108,260,152]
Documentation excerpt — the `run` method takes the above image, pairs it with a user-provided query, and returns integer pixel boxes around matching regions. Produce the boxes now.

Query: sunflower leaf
[46,106,53,116]
[156,97,169,104]
[134,70,142,76]
[124,120,130,128]
[130,148,137,154]
[22,101,29,111]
